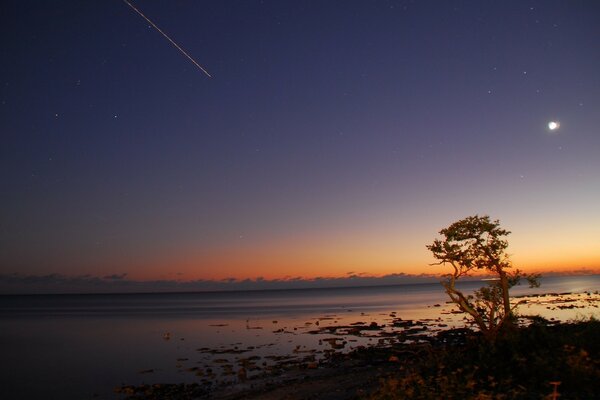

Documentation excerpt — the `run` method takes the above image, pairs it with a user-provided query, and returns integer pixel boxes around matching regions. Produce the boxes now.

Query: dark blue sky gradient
[1,1,599,283]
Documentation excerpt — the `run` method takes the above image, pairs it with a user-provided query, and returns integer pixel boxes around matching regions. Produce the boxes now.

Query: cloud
[0,272,443,294]
[2,268,597,295]
[102,273,128,280]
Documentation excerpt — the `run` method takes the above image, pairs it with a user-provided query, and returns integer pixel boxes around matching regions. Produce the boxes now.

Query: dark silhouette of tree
[427,215,539,340]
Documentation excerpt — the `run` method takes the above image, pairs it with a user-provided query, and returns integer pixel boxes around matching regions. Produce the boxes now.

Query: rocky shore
[115,292,599,399]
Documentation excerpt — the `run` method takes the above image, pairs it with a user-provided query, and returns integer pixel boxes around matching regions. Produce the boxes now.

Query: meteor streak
[122,0,212,78]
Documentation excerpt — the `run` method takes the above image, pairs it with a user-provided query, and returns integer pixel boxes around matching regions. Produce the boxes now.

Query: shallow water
[1,275,598,399]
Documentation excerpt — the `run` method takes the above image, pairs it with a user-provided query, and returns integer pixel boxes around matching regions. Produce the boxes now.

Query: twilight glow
[1,1,599,292]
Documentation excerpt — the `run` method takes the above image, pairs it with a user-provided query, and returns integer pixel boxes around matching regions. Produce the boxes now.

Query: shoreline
[115,291,599,399]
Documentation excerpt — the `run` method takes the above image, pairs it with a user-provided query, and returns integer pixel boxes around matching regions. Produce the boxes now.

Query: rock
[322,338,345,349]
[306,362,318,369]
[238,367,247,381]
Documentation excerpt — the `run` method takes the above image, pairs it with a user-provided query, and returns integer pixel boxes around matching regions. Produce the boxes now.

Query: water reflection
[1,275,598,399]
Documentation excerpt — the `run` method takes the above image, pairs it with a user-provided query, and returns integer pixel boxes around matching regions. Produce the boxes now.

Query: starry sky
[1,1,599,289]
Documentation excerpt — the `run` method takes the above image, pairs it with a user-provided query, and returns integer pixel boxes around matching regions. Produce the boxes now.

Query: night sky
[1,1,599,290]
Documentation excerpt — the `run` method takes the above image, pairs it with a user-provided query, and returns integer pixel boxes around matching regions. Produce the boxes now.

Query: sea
[1,275,598,399]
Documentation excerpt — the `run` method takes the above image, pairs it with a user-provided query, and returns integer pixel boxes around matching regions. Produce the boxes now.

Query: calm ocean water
[1,275,598,399]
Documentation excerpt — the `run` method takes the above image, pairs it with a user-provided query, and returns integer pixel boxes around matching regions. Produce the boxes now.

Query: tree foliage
[427,215,539,339]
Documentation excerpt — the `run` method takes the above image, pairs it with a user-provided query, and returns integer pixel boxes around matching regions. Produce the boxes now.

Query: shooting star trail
[122,0,212,78]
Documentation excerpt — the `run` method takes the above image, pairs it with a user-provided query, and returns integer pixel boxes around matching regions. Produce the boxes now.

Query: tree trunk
[498,270,513,325]
[442,280,488,335]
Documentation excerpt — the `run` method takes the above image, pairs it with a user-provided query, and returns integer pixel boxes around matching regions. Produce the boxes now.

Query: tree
[427,215,539,340]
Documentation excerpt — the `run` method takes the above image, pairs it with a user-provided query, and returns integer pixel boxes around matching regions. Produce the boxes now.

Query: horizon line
[1,270,598,296]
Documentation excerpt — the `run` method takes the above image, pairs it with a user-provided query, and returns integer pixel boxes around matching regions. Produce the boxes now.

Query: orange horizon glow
[115,229,600,282]
[122,266,600,283]
[23,213,600,283]
[116,253,600,282]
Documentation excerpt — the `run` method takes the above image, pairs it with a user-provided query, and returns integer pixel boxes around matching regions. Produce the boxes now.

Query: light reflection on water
[0,275,598,399]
